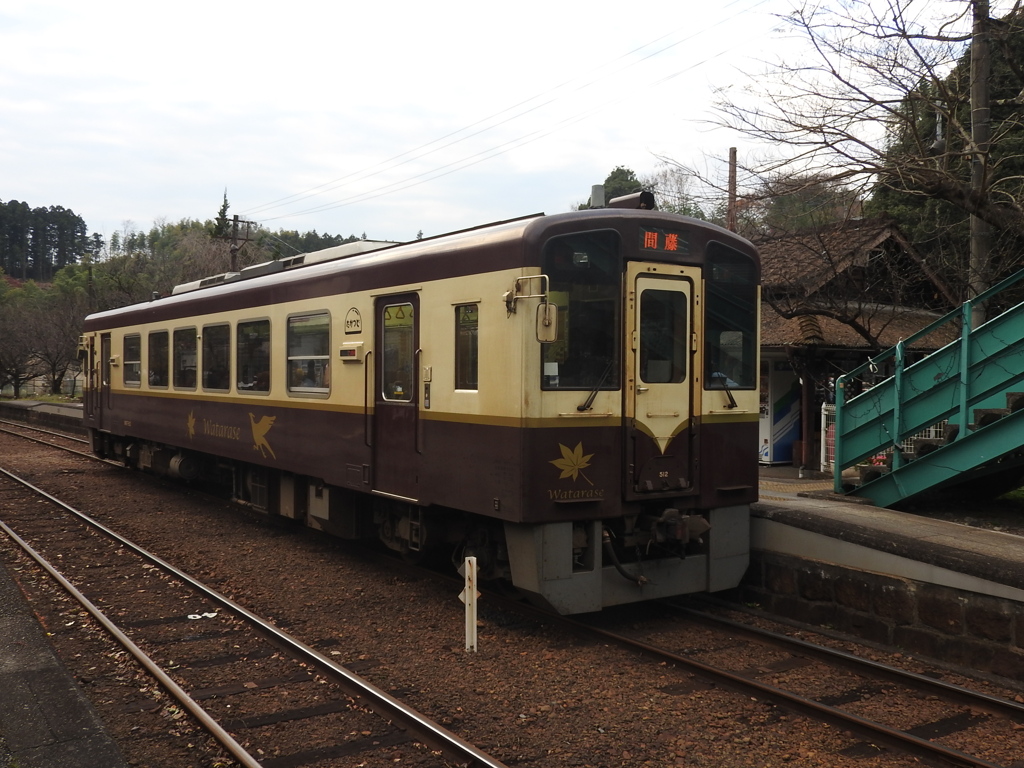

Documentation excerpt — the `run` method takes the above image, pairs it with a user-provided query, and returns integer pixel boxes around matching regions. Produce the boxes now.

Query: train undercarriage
[91,431,749,614]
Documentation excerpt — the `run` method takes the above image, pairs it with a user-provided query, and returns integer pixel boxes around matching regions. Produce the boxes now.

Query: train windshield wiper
[710,372,739,409]
[578,358,615,412]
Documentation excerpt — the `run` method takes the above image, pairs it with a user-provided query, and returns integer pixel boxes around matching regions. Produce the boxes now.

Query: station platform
[0,399,85,430]
[757,463,834,501]
[752,464,1024,599]
[0,558,128,767]
[749,465,1024,683]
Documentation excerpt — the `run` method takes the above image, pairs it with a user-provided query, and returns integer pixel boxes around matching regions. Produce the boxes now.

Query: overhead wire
[241,0,775,224]
[238,15,709,219]
[239,22,695,220]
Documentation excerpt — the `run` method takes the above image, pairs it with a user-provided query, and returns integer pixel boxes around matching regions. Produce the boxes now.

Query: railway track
[3,416,1024,766]
[0,465,507,768]
[0,416,93,454]
[566,602,1024,768]
[356,530,1024,766]
[295,533,1024,766]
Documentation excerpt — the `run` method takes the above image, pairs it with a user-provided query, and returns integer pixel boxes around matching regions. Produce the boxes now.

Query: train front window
[540,231,621,390]
[704,242,757,390]
[640,289,687,383]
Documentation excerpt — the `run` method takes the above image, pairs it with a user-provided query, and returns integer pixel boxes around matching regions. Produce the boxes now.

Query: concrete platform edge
[0,557,129,768]
[752,496,1024,596]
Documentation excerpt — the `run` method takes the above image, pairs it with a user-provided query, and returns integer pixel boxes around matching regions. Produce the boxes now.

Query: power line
[242,0,774,224]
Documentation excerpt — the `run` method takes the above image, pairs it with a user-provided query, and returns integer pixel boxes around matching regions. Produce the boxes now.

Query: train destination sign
[639,227,690,255]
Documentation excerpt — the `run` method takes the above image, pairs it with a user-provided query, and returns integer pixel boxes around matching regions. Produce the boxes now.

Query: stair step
[836,277,1024,507]
[973,408,1009,428]
[909,438,942,459]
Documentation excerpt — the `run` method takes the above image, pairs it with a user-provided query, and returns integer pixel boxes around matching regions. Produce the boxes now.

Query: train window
[382,302,414,401]
[455,304,478,390]
[540,231,621,390]
[123,334,142,386]
[287,313,330,394]
[202,324,231,391]
[237,320,270,394]
[148,331,169,388]
[639,290,687,383]
[704,243,757,390]
[173,328,197,389]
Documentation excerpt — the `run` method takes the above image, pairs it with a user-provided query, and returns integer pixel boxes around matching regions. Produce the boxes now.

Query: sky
[2,0,803,246]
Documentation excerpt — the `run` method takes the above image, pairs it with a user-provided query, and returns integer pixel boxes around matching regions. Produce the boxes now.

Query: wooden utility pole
[726,147,737,232]
[219,215,257,273]
[970,0,991,328]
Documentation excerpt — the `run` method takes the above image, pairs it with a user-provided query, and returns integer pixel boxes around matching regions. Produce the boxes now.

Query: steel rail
[0,424,97,461]
[568,614,1004,768]
[668,601,1024,722]
[0,485,264,768]
[0,466,509,768]
[0,417,89,444]
[452,587,1005,768]
[320,540,1014,766]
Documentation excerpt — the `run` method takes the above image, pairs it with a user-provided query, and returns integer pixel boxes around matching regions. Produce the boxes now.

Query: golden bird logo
[186,411,195,440]
[248,413,277,459]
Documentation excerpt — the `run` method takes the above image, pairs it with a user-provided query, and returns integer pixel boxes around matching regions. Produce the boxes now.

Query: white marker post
[459,556,479,651]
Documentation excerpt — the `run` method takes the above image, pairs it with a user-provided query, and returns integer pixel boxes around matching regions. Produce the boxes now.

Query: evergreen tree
[603,166,643,201]
[212,191,231,238]
[0,200,88,281]
[577,166,646,209]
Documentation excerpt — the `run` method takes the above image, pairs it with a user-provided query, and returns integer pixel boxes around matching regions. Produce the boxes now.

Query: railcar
[80,204,760,614]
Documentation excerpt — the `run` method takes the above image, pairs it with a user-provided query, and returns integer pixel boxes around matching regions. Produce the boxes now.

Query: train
[80,200,760,614]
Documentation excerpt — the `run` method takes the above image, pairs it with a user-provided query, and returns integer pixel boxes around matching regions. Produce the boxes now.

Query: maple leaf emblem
[550,442,594,485]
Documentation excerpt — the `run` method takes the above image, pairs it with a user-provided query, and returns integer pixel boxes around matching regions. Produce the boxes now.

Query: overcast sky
[3,0,802,246]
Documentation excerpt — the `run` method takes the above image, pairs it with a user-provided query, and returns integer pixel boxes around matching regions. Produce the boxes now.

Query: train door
[82,335,98,422]
[372,294,421,500]
[627,264,698,495]
[98,335,113,436]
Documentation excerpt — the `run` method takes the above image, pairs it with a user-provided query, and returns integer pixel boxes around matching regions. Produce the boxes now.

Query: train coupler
[643,508,710,544]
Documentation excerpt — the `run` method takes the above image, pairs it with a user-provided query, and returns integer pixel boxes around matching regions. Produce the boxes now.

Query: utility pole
[218,215,257,273]
[726,147,737,232]
[970,0,991,328]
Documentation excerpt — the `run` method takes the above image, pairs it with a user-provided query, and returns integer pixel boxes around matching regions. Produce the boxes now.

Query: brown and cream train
[80,206,760,614]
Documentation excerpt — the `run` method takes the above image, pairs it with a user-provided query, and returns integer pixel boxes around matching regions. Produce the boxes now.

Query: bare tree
[0,298,42,397]
[34,281,89,395]
[710,0,1024,293]
[640,162,708,218]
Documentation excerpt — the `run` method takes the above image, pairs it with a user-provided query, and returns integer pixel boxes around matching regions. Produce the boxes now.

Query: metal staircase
[834,270,1024,507]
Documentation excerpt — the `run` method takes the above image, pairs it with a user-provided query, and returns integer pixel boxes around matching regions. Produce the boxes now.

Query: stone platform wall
[741,550,1024,683]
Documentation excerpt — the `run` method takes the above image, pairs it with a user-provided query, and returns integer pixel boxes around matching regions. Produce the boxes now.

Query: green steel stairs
[834,271,1024,508]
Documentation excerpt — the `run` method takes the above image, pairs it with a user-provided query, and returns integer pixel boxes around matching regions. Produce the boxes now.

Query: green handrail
[834,267,1024,494]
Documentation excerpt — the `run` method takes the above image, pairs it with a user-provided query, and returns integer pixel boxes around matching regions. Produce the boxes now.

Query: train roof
[83,209,756,331]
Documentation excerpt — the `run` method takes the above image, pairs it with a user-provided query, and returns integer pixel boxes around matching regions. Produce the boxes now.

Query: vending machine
[759,358,801,465]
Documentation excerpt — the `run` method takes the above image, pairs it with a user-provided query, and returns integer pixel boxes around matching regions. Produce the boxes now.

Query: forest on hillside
[0,197,366,396]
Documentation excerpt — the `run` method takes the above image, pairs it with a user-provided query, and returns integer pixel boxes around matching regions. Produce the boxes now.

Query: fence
[1,372,84,399]
[819,402,946,473]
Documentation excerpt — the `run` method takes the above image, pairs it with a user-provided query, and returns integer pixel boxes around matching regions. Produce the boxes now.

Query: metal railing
[833,267,1024,494]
